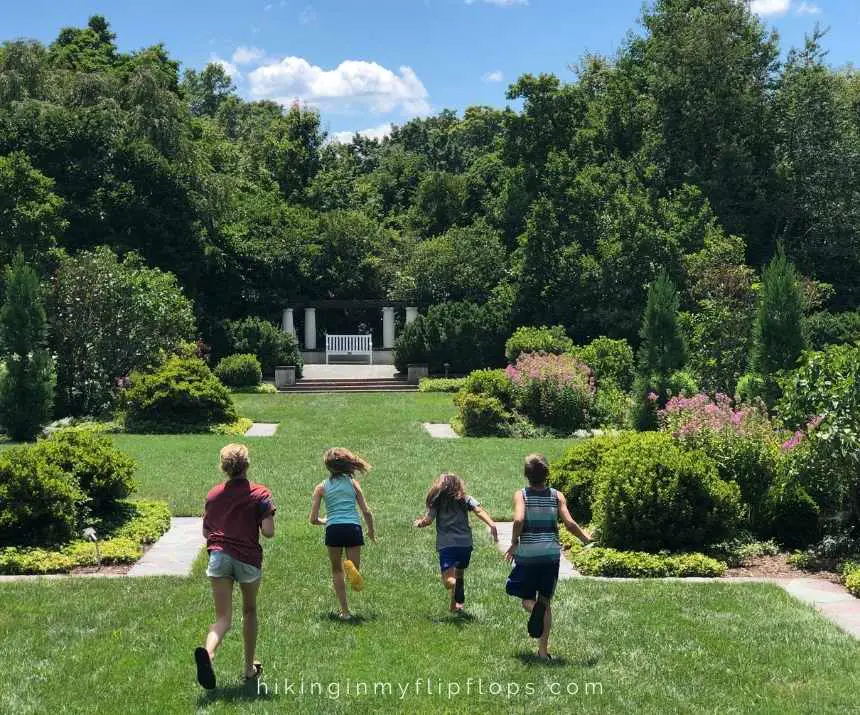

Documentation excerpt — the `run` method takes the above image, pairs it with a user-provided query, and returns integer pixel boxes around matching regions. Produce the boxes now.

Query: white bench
[325,334,373,365]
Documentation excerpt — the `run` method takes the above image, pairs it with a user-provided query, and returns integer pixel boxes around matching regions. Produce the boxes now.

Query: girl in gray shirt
[414,473,498,613]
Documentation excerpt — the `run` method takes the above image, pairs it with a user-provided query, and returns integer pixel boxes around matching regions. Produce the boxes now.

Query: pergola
[281,300,419,351]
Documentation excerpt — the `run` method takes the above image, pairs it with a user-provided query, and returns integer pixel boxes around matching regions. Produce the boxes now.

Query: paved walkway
[303,364,398,380]
[423,422,459,439]
[245,422,279,437]
[493,522,860,638]
[126,517,204,577]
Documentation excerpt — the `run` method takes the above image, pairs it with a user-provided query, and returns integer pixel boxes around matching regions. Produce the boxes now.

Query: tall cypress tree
[0,253,54,441]
[751,247,807,405]
[633,272,686,429]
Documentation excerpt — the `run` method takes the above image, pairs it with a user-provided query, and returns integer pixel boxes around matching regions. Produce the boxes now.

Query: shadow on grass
[514,651,571,667]
[427,611,478,629]
[321,611,378,625]
[196,679,274,705]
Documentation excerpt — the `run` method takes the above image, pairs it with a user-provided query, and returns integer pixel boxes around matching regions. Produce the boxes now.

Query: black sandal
[194,647,216,690]
[245,662,263,680]
[527,601,546,638]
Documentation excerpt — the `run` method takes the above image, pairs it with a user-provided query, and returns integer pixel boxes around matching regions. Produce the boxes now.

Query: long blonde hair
[324,447,371,477]
[425,472,467,510]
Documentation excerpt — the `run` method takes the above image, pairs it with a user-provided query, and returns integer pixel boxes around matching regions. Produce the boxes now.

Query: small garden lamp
[83,527,101,570]
[444,362,450,378]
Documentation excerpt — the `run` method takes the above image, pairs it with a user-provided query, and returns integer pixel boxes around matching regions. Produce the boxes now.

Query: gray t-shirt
[429,495,480,549]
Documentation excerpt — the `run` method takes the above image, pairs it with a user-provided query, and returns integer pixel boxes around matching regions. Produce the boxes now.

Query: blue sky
[3,0,858,140]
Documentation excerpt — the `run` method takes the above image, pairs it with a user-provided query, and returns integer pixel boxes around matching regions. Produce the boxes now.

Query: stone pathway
[423,422,460,439]
[244,422,279,437]
[493,522,860,638]
[127,517,204,577]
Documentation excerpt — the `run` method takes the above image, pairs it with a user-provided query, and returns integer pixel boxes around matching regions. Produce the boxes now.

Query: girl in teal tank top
[310,448,376,620]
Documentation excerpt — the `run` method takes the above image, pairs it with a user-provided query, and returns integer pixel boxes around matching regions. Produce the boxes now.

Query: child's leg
[345,545,361,571]
[205,577,234,658]
[453,567,465,607]
[239,579,261,677]
[327,546,349,616]
[537,597,552,658]
[441,567,457,590]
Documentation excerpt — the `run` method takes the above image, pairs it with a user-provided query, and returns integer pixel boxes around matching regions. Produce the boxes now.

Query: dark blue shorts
[506,560,560,601]
[325,523,364,548]
[438,546,472,572]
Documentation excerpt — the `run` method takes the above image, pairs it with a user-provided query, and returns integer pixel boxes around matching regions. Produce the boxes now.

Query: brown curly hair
[425,472,467,510]
[324,447,372,477]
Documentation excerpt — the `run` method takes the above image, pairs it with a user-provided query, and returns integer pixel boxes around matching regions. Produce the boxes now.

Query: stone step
[281,387,418,394]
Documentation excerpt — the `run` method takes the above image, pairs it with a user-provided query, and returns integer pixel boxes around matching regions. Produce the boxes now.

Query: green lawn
[1,393,859,714]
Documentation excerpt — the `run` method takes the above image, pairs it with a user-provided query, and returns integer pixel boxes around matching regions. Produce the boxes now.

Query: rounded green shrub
[842,563,860,598]
[594,433,743,552]
[0,446,83,546]
[549,433,633,522]
[461,368,513,406]
[735,372,766,404]
[505,325,574,363]
[225,317,303,378]
[575,337,635,391]
[122,357,237,433]
[667,370,699,398]
[762,477,820,549]
[591,384,632,429]
[32,430,137,516]
[456,392,509,436]
[214,353,263,388]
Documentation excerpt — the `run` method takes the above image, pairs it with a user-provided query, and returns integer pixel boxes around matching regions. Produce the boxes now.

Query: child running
[195,444,276,690]
[504,454,591,660]
[309,448,376,620]
[414,473,498,613]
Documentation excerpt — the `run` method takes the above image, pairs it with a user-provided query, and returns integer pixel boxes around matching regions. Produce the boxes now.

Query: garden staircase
[279,376,417,394]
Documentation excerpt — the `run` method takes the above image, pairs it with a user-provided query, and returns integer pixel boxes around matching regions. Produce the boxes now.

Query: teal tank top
[324,476,360,526]
[515,487,560,564]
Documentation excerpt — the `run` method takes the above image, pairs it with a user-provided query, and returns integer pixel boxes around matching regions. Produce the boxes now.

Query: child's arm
[414,512,433,528]
[260,516,275,539]
[557,491,592,544]
[353,480,376,542]
[473,505,498,543]
[504,490,526,562]
[309,483,326,526]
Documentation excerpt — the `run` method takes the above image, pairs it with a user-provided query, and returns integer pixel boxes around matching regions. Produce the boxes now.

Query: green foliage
[214,353,262,388]
[708,538,781,568]
[0,500,170,574]
[0,253,54,441]
[549,433,633,522]
[229,383,277,395]
[504,325,574,363]
[842,562,860,598]
[225,317,303,378]
[418,377,467,393]
[666,370,699,399]
[805,311,860,350]
[31,430,136,515]
[575,337,635,391]
[454,392,510,437]
[564,541,727,578]
[51,247,196,417]
[0,445,83,546]
[594,433,742,552]
[211,417,254,436]
[735,372,766,404]
[591,385,632,429]
[762,476,820,549]
[122,357,237,433]
[460,369,513,406]
[751,249,807,405]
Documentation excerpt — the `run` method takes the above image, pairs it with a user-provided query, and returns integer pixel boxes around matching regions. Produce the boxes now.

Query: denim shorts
[438,546,473,572]
[505,560,560,601]
[206,550,262,583]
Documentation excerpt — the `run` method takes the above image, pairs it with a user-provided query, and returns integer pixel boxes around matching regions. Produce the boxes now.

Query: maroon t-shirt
[203,479,276,568]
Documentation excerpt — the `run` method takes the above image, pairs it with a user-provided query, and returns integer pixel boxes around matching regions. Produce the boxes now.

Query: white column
[405,306,418,325]
[304,307,317,350]
[382,306,396,349]
[282,308,296,338]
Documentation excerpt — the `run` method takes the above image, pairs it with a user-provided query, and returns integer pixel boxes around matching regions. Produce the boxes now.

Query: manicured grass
[1,393,858,714]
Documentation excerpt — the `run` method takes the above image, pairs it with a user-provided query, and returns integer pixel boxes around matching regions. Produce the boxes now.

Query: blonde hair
[524,453,549,485]
[324,447,371,477]
[425,472,466,510]
[220,443,250,479]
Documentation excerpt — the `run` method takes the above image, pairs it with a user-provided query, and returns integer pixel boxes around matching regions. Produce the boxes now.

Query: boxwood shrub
[761,476,820,549]
[594,433,743,552]
[575,336,635,391]
[418,377,467,393]
[505,325,574,363]
[563,541,727,578]
[461,368,513,406]
[842,562,860,597]
[214,353,262,388]
[225,317,304,378]
[455,392,510,436]
[122,357,237,433]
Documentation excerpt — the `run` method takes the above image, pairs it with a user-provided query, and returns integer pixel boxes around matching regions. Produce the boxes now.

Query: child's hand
[489,525,499,543]
[504,543,517,563]
[368,530,377,543]
[413,517,424,528]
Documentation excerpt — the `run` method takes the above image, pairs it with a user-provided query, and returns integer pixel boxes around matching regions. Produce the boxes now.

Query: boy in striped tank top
[505,454,591,659]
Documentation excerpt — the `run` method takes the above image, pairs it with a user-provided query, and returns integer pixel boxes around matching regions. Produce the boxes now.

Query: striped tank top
[323,476,360,526]
[515,487,560,564]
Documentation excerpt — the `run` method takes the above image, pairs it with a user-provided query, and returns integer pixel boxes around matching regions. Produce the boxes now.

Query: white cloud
[483,70,504,83]
[330,123,394,144]
[796,1,821,14]
[232,46,265,65]
[749,0,791,16]
[247,58,431,115]
[466,0,528,6]
[210,55,241,82]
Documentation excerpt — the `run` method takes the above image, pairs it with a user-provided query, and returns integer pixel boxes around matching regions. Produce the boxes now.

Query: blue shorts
[206,551,262,584]
[506,560,560,601]
[325,523,364,548]
[438,546,472,572]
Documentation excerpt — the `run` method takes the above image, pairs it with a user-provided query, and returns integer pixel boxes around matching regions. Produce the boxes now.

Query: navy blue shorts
[506,560,560,601]
[438,546,472,572]
[325,523,364,548]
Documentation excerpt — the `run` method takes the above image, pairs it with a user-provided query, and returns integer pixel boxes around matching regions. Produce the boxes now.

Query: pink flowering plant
[506,353,596,433]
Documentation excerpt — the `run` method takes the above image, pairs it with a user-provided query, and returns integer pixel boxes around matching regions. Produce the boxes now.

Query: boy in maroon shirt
[195,444,276,690]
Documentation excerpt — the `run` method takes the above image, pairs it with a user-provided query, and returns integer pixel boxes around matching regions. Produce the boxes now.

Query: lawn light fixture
[83,527,101,570]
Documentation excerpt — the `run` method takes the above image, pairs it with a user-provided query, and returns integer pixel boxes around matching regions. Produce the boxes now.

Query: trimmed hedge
[214,353,262,388]
[575,337,635,391]
[225,317,304,378]
[454,392,509,436]
[229,383,277,395]
[505,325,574,363]
[594,433,743,552]
[122,357,237,433]
[461,369,513,406]
[0,500,170,575]
[418,377,467,393]
[841,562,860,597]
